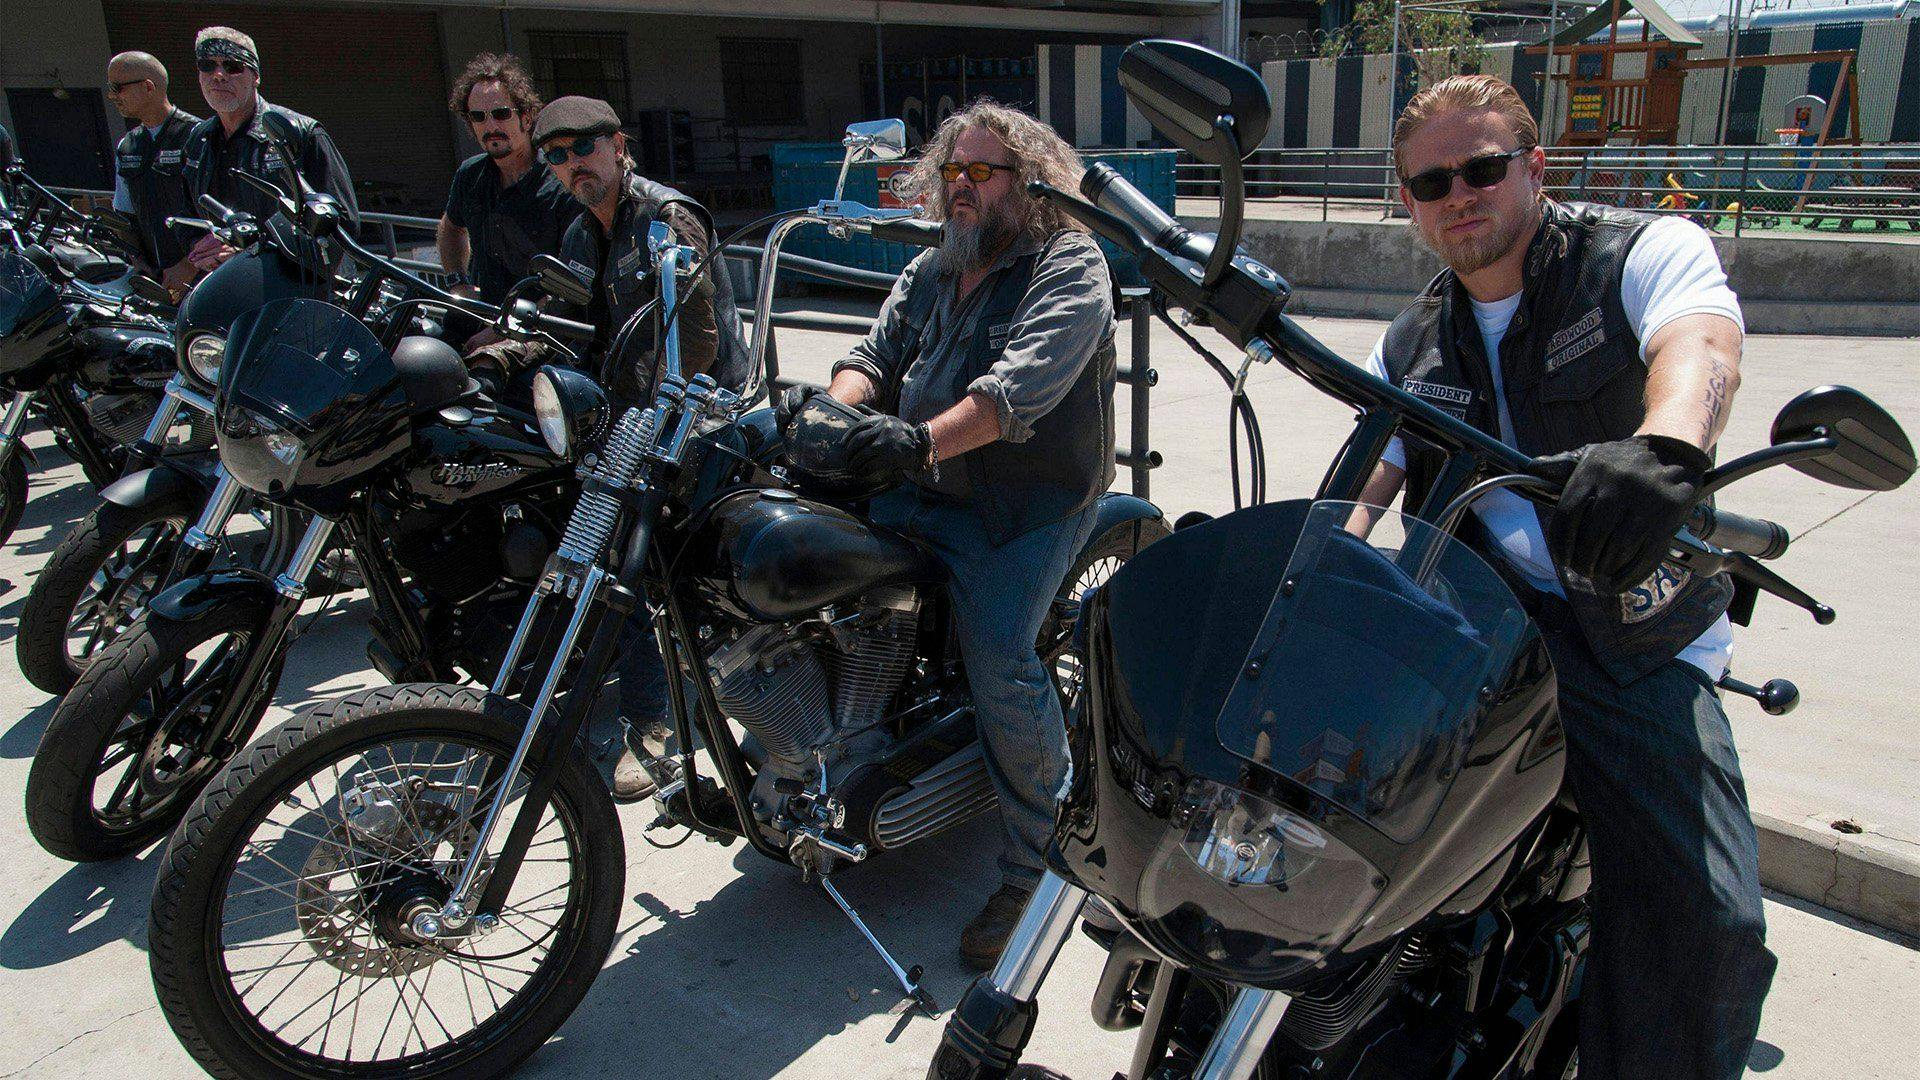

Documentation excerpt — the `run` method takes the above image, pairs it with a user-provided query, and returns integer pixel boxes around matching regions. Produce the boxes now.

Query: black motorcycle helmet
[1052,499,1564,991]
[782,392,902,502]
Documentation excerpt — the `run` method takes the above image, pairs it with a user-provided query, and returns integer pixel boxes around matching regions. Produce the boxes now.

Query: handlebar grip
[198,195,236,223]
[1081,163,1213,266]
[1026,181,1148,257]
[869,218,944,249]
[1688,504,1791,560]
[534,312,597,342]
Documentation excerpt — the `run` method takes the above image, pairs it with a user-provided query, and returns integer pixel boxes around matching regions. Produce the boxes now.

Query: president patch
[1402,379,1472,419]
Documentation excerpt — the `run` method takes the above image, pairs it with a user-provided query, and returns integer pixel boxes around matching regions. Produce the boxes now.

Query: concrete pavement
[0,311,1915,1077]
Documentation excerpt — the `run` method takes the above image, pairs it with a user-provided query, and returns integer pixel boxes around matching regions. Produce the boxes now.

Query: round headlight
[530,365,609,462]
[532,368,569,458]
[183,333,226,384]
[218,406,304,495]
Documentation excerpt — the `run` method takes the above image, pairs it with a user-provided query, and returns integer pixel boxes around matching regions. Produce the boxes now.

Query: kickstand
[819,876,941,1018]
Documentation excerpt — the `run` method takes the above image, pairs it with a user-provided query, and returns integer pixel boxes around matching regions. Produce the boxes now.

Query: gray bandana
[196,36,260,74]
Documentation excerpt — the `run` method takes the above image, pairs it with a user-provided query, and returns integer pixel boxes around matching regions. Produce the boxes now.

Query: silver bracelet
[919,421,940,483]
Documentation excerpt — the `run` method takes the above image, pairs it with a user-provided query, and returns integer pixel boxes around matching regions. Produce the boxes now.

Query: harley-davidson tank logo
[432,461,527,486]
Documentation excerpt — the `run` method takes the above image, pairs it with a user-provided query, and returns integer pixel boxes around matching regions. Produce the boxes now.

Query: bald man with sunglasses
[1356,75,1768,1080]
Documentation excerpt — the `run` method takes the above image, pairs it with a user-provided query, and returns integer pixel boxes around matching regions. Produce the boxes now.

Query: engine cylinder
[710,624,832,762]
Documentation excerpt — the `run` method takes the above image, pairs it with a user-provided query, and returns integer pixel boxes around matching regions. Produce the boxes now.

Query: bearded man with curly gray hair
[776,98,1118,969]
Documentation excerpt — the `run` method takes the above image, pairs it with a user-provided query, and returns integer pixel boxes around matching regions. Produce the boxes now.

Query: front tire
[24,603,272,861]
[149,684,624,1079]
[17,488,197,694]
[0,450,27,548]
[1043,514,1170,710]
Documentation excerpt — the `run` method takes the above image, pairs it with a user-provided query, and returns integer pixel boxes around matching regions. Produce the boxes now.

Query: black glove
[775,382,825,435]
[844,413,931,476]
[1531,433,1713,595]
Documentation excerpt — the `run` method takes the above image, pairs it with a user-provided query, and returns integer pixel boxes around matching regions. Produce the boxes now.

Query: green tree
[1321,0,1486,89]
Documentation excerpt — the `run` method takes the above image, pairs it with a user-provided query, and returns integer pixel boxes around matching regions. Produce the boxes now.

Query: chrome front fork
[135,374,215,452]
[182,467,242,553]
[0,390,33,456]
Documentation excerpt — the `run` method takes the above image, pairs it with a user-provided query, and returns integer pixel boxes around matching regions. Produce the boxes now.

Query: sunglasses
[108,78,149,94]
[468,107,518,124]
[197,58,251,76]
[940,161,1016,184]
[540,136,602,167]
[1402,147,1532,203]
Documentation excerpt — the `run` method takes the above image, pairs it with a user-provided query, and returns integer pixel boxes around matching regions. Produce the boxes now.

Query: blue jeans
[870,485,1098,891]
[615,608,670,728]
[1546,626,1777,1080]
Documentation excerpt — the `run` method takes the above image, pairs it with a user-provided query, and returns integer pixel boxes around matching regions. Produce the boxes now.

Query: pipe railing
[1176,144,1920,237]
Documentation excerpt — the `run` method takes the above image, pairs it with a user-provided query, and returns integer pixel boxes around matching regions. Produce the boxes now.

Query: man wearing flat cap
[475,95,749,801]
[177,26,358,280]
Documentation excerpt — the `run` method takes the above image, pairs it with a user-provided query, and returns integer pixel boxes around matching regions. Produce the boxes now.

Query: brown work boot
[960,882,1034,970]
[611,746,657,802]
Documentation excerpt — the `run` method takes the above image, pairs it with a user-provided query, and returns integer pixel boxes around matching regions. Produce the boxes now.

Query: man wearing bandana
[177,26,358,279]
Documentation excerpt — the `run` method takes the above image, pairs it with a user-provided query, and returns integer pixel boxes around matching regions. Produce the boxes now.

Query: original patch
[117,154,142,171]
[1402,378,1472,420]
[260,149,285,173]
[1620,560,1691,624]
[615,247,642,276]
[986,320,1012,351]
[1545,307,1605,373]
[157,149,183,165]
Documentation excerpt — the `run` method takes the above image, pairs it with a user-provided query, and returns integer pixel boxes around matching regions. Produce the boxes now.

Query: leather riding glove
[844,413,931,476]
[775,382,825,436]
[1531,433,1712,595]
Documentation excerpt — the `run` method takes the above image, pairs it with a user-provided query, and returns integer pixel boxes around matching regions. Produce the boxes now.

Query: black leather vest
[892,232,1116,546]
[113,106,198,270]
[559,172,750,405]
[1380,200,1732,685]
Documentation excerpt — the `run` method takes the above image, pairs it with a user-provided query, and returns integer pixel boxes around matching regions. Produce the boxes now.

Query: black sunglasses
[108,77,150,94]
[540,136,601,167]
[940,161,1016,183]
[1403,147,1532,203]
[467,107,517,124]
[196,58,251,76]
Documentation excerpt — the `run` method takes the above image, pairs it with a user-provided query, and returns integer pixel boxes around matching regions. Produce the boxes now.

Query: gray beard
[942,198,1024,272]
[570,173,612,208]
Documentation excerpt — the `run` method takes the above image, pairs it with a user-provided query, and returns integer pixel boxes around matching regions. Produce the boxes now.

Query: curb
[1753,811,1920,939]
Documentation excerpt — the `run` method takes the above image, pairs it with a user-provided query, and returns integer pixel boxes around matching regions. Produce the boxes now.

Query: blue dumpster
[770,143,1177,287]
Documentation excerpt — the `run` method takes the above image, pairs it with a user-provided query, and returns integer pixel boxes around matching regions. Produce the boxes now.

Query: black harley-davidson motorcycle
[0,164,211,546]
[13,187,334,694]
[23,135,588,863]
[923,40,1917,1080]
[144,123,1167,1078]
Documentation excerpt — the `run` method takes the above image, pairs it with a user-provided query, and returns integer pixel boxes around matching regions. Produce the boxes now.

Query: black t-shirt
[444,153,578,305]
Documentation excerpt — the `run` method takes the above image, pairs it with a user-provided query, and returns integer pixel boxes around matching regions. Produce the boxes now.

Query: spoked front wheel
[149,684,624,1079]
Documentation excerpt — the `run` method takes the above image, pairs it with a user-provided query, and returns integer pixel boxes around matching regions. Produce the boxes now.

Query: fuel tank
[682,487,941,623]
[75,322,175,390]
[398,404,572,508]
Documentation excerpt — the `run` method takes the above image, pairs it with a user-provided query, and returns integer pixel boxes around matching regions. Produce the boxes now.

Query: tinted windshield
[221,297,393,432]
[0,249,56,337]
[1216,501,1532,843]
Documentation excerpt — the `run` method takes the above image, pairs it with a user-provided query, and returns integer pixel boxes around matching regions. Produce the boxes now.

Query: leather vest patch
[1401,378,1473,420]
[1621,561,1692,624]
[1544,305,1606,373]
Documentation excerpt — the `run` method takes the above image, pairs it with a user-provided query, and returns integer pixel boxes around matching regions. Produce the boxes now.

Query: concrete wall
[1188,213,1920,337]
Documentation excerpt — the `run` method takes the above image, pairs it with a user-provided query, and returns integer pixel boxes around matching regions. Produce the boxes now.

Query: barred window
[720,37,805,127]
[527,31,631,117]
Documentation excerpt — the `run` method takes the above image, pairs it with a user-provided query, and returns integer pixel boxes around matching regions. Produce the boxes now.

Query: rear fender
[1081,492,1164,561]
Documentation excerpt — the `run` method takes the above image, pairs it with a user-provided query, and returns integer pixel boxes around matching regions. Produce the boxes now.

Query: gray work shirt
[833,230,1113,498]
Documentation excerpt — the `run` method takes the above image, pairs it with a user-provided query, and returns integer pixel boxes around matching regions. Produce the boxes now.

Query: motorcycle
[144,118,1168,1078]
[923,40,1917,1080]
[23,129,587,863]
[0,163,210,545]
[13,190,332,694]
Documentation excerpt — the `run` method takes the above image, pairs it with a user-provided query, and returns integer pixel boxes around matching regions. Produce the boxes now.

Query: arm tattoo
[1700,354,1734,447]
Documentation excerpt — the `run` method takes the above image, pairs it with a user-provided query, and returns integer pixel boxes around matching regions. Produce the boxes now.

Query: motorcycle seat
[391,336,473,415]
[50,241,127,285]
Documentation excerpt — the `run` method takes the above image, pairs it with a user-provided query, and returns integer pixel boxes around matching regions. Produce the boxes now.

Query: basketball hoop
[1775,127,1806,146]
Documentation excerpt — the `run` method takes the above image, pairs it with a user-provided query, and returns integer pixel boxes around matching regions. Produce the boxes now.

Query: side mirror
[1117,40,1270,167]
[833,118,907,201]
[844,119,907,163]
[1771,384,1915,491]
[530,254,592,308]
[253,111,308,200]
[130,275,173,306]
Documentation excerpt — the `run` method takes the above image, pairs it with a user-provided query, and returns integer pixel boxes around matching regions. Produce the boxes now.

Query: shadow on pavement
[1747,1039,1785,1071]
[0,695,58,759]
[0,843,161,970]
[522,816,1004,1078]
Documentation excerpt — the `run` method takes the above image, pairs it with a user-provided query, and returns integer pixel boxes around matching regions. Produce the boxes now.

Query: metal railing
[43,195,1164,496]
[1178,144,1920,238]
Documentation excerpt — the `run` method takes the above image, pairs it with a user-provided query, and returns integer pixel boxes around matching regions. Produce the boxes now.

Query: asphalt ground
[0,309,1914,1077]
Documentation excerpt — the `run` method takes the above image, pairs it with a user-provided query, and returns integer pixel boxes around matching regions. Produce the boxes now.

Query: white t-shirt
[1364,216,1742,678]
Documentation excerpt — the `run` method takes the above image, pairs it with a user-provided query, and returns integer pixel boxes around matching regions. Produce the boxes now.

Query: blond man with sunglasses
[1355,75,1769,1080]
[177,26,358,280]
